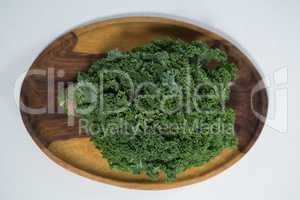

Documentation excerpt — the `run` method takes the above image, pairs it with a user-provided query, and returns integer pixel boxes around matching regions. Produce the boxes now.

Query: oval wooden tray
[20,16,268,190]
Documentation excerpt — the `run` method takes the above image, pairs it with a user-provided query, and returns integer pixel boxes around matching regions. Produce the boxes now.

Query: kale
[67,39,238,182]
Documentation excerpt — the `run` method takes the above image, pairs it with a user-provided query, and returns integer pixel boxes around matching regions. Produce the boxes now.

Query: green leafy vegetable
[67,39,238,182]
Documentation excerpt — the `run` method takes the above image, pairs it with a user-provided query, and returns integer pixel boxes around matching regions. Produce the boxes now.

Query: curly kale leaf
[70,39,238,182]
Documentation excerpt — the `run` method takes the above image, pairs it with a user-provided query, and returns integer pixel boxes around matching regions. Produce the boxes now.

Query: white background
[0,0,299,199]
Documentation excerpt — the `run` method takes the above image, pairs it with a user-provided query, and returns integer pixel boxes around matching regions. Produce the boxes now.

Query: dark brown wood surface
[20,16,268,190]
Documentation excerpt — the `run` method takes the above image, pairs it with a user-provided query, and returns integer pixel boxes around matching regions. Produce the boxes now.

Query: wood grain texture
[20,16,268,190]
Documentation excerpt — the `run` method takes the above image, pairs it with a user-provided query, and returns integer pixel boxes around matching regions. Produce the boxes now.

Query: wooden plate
[20,16,268,190]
